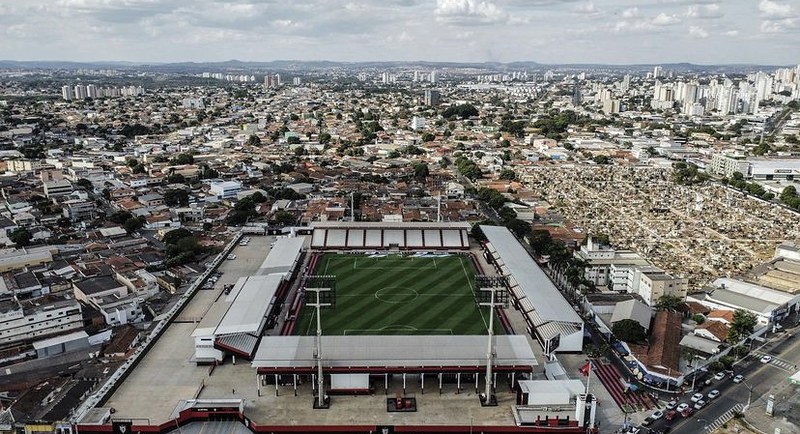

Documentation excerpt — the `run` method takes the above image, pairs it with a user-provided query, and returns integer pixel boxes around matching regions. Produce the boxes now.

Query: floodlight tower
[474,275,508,407]
[303,275,336,409]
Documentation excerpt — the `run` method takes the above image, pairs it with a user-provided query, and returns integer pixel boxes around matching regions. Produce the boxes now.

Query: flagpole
[585,360,591,395]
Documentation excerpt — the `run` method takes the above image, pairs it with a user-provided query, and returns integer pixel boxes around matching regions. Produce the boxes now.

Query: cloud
[652,12,680,26]
[434,0,507,24]
[723,29,739,36]
[621,7,639,19]
[758,0,797,33]
[688,25,709,38]
[687,4,722,19]
[572,2,599,16]
[758,0,796,19]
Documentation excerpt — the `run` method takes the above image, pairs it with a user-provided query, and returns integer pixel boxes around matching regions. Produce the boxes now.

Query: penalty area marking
[344,325,454,335]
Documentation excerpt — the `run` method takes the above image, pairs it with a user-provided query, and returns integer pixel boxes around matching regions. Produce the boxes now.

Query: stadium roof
[312,221,470,229]
[480,225,582,324]
[257,236,305,276]
[252,335,536,370]
[215,274,282,336]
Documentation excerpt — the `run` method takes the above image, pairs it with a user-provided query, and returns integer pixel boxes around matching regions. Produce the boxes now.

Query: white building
[209,181,242,200]
[0,296,83,346]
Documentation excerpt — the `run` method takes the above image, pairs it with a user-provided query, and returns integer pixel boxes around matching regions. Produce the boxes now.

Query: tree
[442,104,478,119]
[692,314,706,324]
[9,229,32,246]
[612,319,647,343]
[124,217,143,233]
[171,153,194,165]
[498,169,517,181]
[505,219,531,239]
[167,173,186,184]
[76,178,93,191]
[163,228,193,244]
[109,210,133,224]
[273,210,296,226]
[421,132,435,142]
[412,162,429,179]
[202,222,213,232]
[470,220,496,241]
[727,310,758,344]
[528,229,553,255]
[655,294,682,311]
[246,134,261,147]
[164,188,190,206]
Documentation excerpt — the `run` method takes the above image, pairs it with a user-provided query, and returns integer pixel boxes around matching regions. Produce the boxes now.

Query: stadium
[73,222,596,434]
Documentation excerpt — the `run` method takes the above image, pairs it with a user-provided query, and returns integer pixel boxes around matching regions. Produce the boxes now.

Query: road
[646,329,800,433]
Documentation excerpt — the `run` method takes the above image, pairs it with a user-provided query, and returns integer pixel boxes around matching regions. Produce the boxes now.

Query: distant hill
[0,59,789,73]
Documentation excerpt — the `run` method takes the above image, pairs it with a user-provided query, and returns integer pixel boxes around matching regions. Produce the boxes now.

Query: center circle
[374,287,419,304]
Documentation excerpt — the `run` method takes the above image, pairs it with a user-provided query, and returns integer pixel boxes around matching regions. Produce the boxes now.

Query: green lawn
[295,254,505,336]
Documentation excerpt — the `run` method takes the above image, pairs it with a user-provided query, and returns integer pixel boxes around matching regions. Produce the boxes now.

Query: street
[646,329,800,433]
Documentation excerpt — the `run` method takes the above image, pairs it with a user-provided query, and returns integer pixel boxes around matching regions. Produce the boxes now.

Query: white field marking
[459,256,488,330]
[343,326,454,336]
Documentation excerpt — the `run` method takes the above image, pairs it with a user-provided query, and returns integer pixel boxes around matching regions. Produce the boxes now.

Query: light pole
[475,275,508,407]
[304,275,336,409]
[741,380,754,410]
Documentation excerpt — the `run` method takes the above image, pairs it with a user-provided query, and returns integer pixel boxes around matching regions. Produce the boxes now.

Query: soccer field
[294,254,505,336]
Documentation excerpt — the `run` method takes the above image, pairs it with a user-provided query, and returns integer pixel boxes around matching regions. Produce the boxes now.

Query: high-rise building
[423,89,440,106]
[74,85,87,100]
[62,85,73,101]
[264,74,281,88]
[429,70,438,84]
[292,77,302,86]
[621,75,631,91]
[86,84,98,99]
[653,66,663,79]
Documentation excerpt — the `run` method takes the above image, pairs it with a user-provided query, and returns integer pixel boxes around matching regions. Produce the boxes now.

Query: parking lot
[104,236,275,422]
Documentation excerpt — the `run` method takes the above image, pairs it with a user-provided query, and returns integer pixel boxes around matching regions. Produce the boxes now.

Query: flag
[579,361,592,376]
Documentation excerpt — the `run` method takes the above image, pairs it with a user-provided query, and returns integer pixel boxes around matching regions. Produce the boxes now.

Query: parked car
[708,389,720,400]
[694,399,707,410]
[227,254,237,260]
[641,417,655,427]
[691,393,704,402]
[665,400,678,410]
[651,410,664,420]
[680,407,695,418]
[713,372,726,381]
[676,403,690,413]
[665,410,679,421]
[760,355,773,364]
[733,374,744,383]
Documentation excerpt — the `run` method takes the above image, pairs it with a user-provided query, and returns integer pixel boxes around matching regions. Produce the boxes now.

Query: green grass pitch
[294,253,505,336]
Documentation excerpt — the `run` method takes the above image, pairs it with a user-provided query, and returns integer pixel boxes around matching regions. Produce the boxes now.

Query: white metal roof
[215,274,282,336]
[518,379,585,405]
[481,225,582,324]
[252,335,537,369]
[313,221,471,230]
[712,278,794,305]
[257,236,305,276]
[32,330,89,350]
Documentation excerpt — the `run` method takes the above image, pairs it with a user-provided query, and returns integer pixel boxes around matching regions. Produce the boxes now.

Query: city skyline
[0,0,798,65]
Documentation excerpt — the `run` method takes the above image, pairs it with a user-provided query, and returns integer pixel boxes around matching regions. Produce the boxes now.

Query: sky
[0,0,798,65]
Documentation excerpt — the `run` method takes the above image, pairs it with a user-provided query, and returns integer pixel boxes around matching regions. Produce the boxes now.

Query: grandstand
[311,221,471,250]
[191,237,305,362]
[480,225,584,354]
[253,335,536,394]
